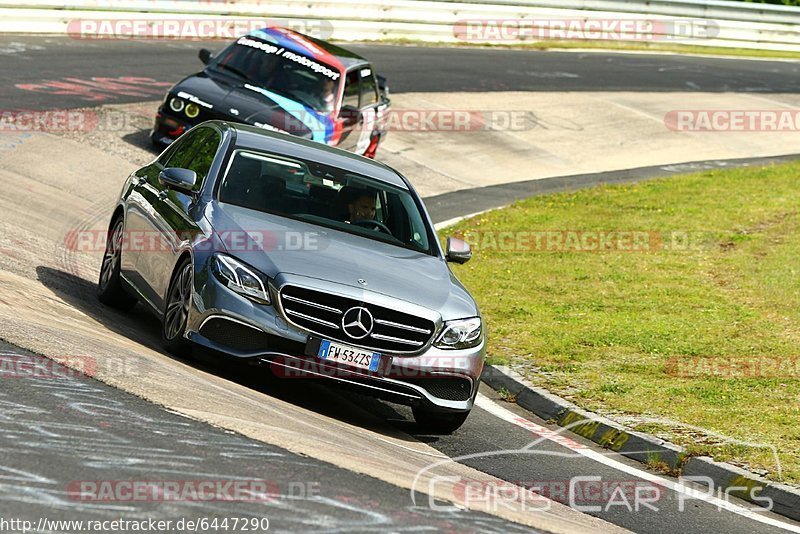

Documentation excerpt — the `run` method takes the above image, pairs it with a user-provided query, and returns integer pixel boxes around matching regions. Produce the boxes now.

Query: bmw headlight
[211,254,271,305]
[185,103,200,119]
[433,317,482,349]
[169,97,185,113]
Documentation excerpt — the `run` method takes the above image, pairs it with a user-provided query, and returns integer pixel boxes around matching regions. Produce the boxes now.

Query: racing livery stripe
[244,83,334,144]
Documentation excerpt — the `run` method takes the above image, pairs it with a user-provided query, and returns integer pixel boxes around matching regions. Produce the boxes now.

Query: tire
[412,408,470,435]
[161,257,193,357]
[97,217,137,311]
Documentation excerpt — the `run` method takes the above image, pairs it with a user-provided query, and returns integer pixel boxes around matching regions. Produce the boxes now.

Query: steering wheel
[351,219,392,235]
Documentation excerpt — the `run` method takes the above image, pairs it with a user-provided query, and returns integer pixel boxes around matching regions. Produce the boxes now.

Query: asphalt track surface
[2,35,800,111]
[0,341,536,533]
[1,35,800,533]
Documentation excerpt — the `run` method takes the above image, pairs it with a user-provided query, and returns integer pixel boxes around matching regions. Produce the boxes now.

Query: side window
[359,67,378,107]
[342,70,359,109]
[164,129,206,169]
[185,130,221,191]
[162,128,221,191]
[157,131,194,167]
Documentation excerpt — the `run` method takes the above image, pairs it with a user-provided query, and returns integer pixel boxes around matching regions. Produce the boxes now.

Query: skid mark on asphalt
[474,394,800,533]
[0,41,45,55]
[0,350,539,533]
[14,77,172,103]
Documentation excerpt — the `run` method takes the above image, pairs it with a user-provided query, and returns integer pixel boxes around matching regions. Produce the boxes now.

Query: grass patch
[444,161,800,485]
[497,386,519,403]
[353,38,800,60]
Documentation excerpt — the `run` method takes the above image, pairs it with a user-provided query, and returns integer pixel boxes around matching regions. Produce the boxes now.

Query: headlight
[211,254,271,305]
[433,317,482,349]
[169,97,185,113]
[185,103,200,119]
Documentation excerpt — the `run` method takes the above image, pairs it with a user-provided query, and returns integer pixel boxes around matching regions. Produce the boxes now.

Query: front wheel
[162,258,193,357]
[97,217,137,311]
[412,408,470,435]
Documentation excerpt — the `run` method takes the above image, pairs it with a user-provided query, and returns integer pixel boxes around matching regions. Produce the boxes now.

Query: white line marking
[475,394,800,532]
[434,210,492,231]
[550,48,800,63]
[739,93,800,109]
[592,96,665,125]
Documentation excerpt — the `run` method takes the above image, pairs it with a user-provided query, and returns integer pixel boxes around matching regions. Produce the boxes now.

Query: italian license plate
[317,339,381,372]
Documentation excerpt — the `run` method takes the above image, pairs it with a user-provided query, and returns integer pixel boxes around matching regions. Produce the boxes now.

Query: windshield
[217,150,434,254]
[210,36,341,115]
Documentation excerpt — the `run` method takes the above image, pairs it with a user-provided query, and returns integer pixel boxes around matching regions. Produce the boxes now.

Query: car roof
[246,27,369,71]
[218,121,408,190]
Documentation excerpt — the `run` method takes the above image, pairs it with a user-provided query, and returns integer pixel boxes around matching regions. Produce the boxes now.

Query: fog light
[185,103,200,119]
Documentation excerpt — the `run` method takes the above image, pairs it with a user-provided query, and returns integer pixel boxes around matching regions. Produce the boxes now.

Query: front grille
[403,376,473,401]
[279,285,436,354]
[199,317,305,355]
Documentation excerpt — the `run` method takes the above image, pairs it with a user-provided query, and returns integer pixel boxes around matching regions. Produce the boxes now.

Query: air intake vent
[404,376,473,401]
[200,317,305,355]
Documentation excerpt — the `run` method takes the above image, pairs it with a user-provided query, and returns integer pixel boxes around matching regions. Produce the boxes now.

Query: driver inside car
[316,78,336,114]
[348,190,377,222]
[333,186,378,223]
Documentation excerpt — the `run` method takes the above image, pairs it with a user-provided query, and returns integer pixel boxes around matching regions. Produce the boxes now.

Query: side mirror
[377,74,389,101]
[159,168,196,194]
[445,237,472,264]
[339,105,361,127]
[198,48,212,65]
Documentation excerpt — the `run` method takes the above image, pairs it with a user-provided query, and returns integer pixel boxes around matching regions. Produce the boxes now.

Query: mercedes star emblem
[342,306,374,339]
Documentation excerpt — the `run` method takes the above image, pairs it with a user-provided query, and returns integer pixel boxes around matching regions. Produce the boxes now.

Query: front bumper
[186,268,484,413]
[151,109,197,145]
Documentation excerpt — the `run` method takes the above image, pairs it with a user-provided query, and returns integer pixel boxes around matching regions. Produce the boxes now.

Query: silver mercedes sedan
[98,120,484,433]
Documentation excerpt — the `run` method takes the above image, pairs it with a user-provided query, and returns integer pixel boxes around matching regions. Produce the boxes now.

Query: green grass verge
[356,38,800,60]
[443,161,800,485]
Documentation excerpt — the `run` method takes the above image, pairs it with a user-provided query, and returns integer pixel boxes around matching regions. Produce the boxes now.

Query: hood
[205,202,478,317]
[173,72,328,141]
